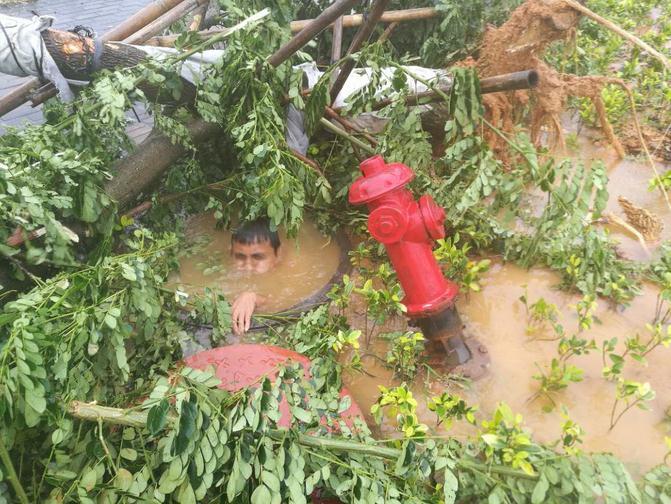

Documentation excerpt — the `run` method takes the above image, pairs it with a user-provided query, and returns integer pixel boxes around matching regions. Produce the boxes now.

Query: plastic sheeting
[295,61,452,109]
[0,14,73,100]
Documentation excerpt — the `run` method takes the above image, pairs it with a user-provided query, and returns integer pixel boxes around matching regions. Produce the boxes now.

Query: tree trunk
[40,29,197,104]
[105,118,217,209]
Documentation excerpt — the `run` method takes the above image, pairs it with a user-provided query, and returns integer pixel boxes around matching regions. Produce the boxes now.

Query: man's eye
[252,254,265,261]
[234,254,246,261]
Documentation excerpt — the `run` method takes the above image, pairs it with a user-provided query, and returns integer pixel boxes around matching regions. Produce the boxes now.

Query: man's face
[231,240,279,274]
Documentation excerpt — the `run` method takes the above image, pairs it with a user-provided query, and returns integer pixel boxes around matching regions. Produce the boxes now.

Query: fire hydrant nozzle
[349,155,472,368]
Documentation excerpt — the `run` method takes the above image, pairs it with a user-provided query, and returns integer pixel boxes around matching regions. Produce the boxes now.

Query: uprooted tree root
[474,0,626,158]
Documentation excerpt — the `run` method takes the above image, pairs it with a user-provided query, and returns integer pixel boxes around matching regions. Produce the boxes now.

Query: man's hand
[231,291,258,335]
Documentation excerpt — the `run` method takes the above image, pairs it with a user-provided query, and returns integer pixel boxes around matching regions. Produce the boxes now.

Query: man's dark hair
[232,218,281,254]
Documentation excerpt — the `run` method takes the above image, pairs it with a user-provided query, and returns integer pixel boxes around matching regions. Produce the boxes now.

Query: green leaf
[115,468,133,492]
[175,400,198,454]
[121,263,137,281]
[443,468,458,504]
[80,468,98,492]
[177,480,197,504]
[531,474,549,503]
[25,390,46,414]
[291,406,312,423]
[251,484,271,504]
[262,471,281,493]
[120,448,137,461]
[147,399,170,435]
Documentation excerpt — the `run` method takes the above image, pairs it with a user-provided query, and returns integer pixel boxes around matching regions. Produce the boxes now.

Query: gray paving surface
[0,0,153,139]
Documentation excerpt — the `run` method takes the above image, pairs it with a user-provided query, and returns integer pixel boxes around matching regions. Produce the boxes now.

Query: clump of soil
[621,125,671,162]
[474,0,626,158]
[618,196,664,242]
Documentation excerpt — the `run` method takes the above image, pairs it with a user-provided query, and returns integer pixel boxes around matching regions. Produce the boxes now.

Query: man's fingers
[232,310,243,335]
[244,311,251,332]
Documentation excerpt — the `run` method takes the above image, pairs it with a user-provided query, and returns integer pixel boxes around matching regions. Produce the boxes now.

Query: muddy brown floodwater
[170,213,342,313]
[345,135,671,474]
[345,263,670,474]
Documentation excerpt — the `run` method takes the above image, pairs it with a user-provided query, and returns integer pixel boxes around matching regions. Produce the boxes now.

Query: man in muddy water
[230,218,281,335]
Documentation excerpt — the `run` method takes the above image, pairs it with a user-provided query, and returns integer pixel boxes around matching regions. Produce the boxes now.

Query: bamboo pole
[0,80,41,117]
[329,0,391,103]
[102,0,187,42]
[146,7,438,48]
[267,0,359,67]
[290,7,438,32]
[124,0,210,44]
[561,0,671,71]
[368,69,539,111]
[331,16,344,64]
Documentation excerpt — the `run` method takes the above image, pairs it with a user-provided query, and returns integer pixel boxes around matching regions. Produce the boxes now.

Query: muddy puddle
[563,119,671,261]
[170,213,343,312]
[344,138,671,474]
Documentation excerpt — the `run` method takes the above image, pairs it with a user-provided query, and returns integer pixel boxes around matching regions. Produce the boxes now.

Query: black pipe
[371,69,540,111]
[416,305,470,367]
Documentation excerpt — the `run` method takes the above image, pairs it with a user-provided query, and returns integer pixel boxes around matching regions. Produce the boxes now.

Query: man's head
[231,218,281,274]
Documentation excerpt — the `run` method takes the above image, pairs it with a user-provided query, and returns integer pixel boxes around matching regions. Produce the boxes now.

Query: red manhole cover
[184,344,363,428]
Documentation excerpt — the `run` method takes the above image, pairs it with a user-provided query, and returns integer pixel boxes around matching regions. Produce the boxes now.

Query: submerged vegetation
[0,0,670,502]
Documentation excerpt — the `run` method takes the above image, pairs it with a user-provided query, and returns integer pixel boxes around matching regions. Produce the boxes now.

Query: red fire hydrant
[349,155,471,366]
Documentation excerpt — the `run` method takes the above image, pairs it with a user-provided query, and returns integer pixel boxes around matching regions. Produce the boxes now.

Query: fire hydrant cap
[368,205,408,244]
[349,156,414,205]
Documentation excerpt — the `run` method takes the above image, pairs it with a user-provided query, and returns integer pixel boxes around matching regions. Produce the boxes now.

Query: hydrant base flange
[404,286,459,319]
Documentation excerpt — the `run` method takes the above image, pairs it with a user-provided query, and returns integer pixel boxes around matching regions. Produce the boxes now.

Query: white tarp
[0,14,451,152]
[0,14,73,100]
[295,61,451,109]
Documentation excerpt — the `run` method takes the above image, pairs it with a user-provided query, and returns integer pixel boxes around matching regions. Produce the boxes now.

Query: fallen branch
[319,118,376,155]
[561,0,671,71]
[67,400,537,481]
[330,0,391,103]
[325,106,378,146]
[112,3,357,210]
[0,437,29,504]
[0,0,186,117]
[603,212,651,257]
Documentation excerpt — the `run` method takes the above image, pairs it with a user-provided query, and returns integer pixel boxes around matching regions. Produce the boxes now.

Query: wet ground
[344,133,671,474]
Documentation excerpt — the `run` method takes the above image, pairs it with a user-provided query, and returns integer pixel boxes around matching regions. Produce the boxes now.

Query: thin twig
[561,0,671,71]
[325,107,379,146]
[319,118,376,154]
[621,86,671,213]
[0,437,30,504]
